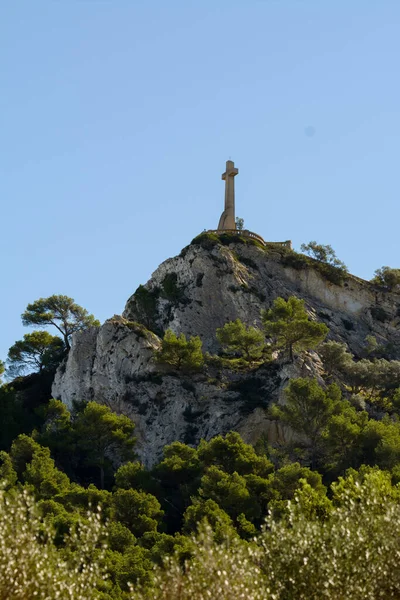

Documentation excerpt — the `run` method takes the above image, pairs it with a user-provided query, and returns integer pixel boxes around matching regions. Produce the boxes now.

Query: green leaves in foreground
[0,488,105,600]
[132,470,400,600]
[5,468,400,600]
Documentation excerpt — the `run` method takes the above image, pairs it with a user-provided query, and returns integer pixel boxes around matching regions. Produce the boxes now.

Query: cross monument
[218,159,238,230]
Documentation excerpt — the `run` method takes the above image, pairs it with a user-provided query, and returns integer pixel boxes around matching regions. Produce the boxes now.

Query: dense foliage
[0,487,106,600]
[2,278,400,597]
[2,364,400,599]
[3,456,400,599]
[132,471,400,600]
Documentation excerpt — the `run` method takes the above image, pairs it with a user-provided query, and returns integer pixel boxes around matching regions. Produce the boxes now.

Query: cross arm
[221,167,239,180]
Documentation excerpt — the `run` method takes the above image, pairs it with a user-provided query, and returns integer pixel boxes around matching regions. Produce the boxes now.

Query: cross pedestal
[218,160,238,230]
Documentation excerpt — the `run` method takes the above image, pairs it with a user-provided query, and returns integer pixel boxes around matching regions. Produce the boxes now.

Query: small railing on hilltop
[207,229,292,250]
[265,240,293,250]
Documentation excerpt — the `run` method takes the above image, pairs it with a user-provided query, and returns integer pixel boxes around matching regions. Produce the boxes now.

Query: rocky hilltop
[52,234,400,466]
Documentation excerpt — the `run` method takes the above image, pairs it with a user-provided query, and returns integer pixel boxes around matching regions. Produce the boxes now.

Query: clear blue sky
[1,1,399,361]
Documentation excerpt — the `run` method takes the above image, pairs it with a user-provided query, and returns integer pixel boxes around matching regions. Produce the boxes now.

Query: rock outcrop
[52,235,400,465]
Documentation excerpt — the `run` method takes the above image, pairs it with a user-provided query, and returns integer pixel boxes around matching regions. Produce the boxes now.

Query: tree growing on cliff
[156,329,204,372]
[271,378,339,468]
[342,358,400,397]
[300,241,348,272]
[318,341,353,378]
[216,319,266,363]
[235,217,244,231]
[74,402,136,489]
[371,266,400,291]
[22,295,100,351]
[7,331,65,375]
[133,285,159,330]
[262,296,328,361]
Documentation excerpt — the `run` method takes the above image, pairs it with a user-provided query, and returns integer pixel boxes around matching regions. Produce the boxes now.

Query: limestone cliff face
[52,318,160,411]
[52,238,400,466]
[123,239,400,355]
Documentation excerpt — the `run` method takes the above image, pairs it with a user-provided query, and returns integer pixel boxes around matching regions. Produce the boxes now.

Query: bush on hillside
[0,487,106,600]
[155,329,204,372]
[371,266,400,291]
[132,471,400,600]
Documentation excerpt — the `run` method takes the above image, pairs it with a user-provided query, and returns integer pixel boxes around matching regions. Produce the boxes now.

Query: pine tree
[156,329,204,372]
[262,296,328,361]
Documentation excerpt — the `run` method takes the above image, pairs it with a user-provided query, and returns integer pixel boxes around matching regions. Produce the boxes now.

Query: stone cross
[218,159,238,230]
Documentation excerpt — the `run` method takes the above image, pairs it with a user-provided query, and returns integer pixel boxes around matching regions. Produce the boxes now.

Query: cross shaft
[218,160,238,230]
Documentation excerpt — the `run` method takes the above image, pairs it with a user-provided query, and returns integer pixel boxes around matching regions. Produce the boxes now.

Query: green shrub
[319,341,353,376]
[155,330,204,372]
[262,296,328,361]
[370,306,390,323]
[124,321,155,339]
[316,261,348,285]
[258,471,400,599]
[132,471,400,600]
[216,319,266,363]
[300,241,348,271]
[161,273,184,302]
[282,250,348,285]
[131,524,265,600]
[218,232,247,246]
[190,232,220,250]
[0,488,105,600]
[371,266,400,291]
[133,285,160,331]
[281,250,309,270]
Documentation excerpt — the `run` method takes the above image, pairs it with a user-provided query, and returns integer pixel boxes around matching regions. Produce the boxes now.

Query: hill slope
[52,235,400,465]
